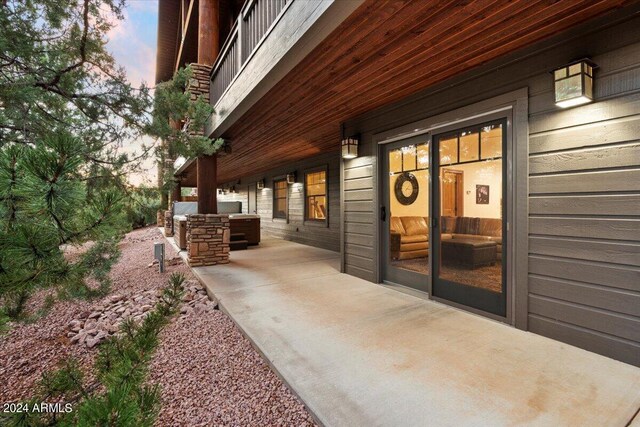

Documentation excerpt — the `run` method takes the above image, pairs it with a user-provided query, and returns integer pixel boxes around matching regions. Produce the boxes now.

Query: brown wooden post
[197,154,218,214]
[195,0,220,214]
[172,179,182,203]
[198,0,219,66]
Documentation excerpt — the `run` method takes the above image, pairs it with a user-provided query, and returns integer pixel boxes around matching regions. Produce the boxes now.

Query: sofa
[390,216,502,260]
[390,216,429,260]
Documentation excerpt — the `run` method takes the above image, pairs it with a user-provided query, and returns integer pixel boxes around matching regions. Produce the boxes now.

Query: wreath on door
[394,172,419,205]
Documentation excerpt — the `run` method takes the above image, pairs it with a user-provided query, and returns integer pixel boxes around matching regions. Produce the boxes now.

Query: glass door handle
[431,217,438,229]
[380,206,387,222]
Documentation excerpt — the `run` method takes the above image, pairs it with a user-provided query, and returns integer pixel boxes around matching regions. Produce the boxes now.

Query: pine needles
[0,133,130,323]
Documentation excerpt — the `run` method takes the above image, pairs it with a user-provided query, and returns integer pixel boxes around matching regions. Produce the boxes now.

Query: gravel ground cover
[0,226,315,426]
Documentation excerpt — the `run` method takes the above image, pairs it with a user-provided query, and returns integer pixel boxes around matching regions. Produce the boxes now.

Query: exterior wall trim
[340,151,345,273]
[371,88,528,329]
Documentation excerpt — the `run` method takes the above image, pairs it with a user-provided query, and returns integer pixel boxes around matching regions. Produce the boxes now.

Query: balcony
[205,0,363,138]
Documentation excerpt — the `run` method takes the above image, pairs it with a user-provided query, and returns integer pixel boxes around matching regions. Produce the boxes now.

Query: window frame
[437,122,503,167]
[303,166,329,225]
[272,177,288,220]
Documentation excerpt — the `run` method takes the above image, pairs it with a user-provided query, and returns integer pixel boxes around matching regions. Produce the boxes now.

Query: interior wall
[389,169,429,218]
[444,160,502,219]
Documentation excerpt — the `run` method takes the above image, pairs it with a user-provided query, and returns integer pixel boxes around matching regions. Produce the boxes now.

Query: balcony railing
[211,0,291,105]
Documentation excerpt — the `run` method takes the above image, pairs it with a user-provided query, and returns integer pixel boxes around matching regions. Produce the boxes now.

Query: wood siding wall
[342,140,377,282]
[218,151,340,251]
[343,14,640,365]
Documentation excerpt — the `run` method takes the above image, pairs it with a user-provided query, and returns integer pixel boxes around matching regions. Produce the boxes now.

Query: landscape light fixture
[553,59,596,108]
[257,179,265,190]
[286,172,296,185]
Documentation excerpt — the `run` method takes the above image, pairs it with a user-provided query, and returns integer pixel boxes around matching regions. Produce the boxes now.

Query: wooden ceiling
[192,0,631,184]
[156,0,181,84]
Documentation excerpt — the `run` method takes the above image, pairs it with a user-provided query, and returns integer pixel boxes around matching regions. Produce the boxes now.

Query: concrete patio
[168,236,640,427]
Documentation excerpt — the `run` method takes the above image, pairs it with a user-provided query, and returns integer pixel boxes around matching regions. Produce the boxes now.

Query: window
[273,179,287,219]
[305,170,327,221]
[438,122,503,165]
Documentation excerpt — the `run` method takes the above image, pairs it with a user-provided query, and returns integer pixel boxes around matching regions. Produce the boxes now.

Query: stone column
[185,63,217,215]
[188,63,212,104]
[164,211,174,237]
[186,214,230,266]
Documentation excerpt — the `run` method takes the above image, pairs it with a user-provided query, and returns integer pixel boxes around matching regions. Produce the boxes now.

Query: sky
[106,0,159,186]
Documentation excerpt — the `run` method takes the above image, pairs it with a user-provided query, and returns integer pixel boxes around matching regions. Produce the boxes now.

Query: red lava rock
[0,226,315,426]
[85,337,99,349]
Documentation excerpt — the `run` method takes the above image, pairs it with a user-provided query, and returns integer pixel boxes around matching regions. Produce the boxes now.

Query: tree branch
[33,0,90,89]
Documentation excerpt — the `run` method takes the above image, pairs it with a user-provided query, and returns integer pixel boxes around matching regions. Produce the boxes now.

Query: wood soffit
[156,0,199,84]
[156,0,180,84]
[184,0,632,184]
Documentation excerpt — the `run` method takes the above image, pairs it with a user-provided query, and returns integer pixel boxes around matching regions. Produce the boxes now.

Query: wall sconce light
[553,59,596,108]
[257,179,265,190]
[223,140,232,154]
[342,136,359,159]
[286,172,296,185]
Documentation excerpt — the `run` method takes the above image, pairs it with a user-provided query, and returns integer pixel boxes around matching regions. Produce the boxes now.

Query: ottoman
[441,238,497,269]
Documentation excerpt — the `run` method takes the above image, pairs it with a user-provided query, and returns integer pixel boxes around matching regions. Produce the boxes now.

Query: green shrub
[2,273,186,427]
[125,186,161,230]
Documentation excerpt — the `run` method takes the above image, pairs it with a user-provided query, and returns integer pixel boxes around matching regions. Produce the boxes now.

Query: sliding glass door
[381,136,430,292]
[431,120,507,316]
[380,118,508,317]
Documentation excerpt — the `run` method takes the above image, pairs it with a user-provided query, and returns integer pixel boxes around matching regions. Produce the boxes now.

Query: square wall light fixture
[341,136,359,159]
[553,59,596,108]
[286,172,296,185]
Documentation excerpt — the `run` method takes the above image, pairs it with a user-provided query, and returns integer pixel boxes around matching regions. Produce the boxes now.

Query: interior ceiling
[186,0,631,184]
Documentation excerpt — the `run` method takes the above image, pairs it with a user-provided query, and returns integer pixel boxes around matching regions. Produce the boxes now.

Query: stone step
[230,240,249,251]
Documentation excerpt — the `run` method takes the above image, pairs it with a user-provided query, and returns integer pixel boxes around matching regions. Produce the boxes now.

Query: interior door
[432,119,507,317]
[381,136,430,292]
[441,169,463,217]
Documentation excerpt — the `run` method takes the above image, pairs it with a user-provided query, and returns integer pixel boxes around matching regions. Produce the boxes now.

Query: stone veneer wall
[164,211,173,237]
[187,63,212,136]
[187,214,230,267]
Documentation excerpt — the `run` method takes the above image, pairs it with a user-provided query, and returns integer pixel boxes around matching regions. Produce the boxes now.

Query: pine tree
[0,0,152,323]
[149,65,222,209]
